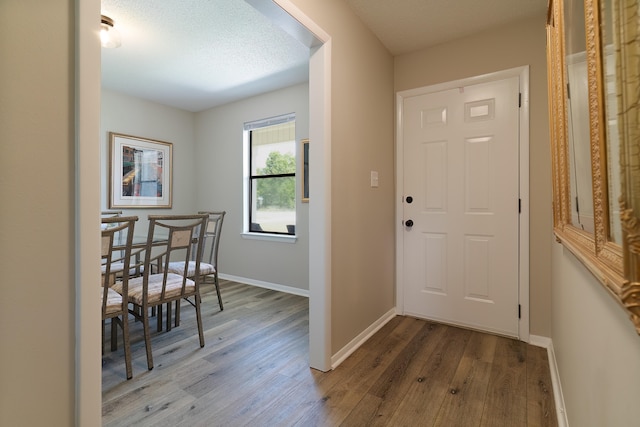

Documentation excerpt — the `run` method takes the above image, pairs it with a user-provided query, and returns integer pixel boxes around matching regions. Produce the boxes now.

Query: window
[244,114,296,235]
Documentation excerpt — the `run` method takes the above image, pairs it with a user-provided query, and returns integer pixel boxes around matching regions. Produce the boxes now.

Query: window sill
[241,232,297,244]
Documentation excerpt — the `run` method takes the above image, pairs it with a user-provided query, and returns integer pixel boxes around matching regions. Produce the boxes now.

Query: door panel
[402,76,520,337]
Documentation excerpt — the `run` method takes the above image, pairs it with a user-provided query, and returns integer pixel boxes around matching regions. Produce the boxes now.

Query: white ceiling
[100,0,547,112]
[344,0,547,55]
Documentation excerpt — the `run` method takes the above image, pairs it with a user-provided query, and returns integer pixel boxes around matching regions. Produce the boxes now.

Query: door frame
[395,66,530,341]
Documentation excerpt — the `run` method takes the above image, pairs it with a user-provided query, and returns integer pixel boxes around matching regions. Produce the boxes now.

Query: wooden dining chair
[166,211,226,330]
[168,211,226,308]
[113,214,208,371]
[101,215,137,380]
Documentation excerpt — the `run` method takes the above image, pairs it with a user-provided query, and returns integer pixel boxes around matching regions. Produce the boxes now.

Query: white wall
[101,90,197,233]
[195,83,310,291]
[551,241,640,426]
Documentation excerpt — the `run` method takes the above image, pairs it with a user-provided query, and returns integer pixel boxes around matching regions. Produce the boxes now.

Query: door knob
[405,219,414,227]
[406,196,413,203]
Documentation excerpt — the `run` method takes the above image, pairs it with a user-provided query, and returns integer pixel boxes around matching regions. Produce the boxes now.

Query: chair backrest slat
[101,215,138,316]
[198,211,226,269]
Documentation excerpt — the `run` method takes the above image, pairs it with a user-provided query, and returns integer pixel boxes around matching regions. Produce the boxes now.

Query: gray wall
[288,0,396,353]
[551,242,640,426]
[1,1,75,425]
[101,90,197,234]
[195,83,310,291]
[101,84,310,291]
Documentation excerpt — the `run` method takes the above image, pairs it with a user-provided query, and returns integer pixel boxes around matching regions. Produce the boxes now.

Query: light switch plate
[370,170,379,187]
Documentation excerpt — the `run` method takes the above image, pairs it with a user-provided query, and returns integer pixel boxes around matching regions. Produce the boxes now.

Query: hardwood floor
[102,280,557,426]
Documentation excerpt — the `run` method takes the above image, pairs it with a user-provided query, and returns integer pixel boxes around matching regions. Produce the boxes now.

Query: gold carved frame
[546,0,640,330]
[616,0,640,331]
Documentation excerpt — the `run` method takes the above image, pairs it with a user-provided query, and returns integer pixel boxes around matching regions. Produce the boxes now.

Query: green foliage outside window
[256,151,296,209]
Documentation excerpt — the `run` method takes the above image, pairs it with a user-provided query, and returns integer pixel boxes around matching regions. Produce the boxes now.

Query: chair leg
[141,305,154,370]
[111,318,118,351]
[101,319,105,355]
[166,302,172,332]
[121,313,133,379]
[156,305,163,332]
[195,293,205,348]
[174,299,181,327]
[214,274,224,311]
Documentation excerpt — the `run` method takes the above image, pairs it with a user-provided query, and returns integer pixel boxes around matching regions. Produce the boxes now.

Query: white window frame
[242,113,297,243]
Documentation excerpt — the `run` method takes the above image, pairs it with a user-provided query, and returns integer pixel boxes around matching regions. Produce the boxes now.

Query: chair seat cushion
[167,261,215,277]
[101,262,124,274]
[102,286,124,315]
[101,263,142,282]
[115,273,196,305]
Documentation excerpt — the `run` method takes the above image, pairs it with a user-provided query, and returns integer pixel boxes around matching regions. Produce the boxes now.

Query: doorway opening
[76,1,332,422]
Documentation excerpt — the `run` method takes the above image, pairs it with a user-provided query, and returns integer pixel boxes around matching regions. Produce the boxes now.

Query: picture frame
[109,132,173,208]
[301,138,309,202]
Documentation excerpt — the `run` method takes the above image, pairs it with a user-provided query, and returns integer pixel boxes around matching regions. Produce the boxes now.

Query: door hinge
[518,92,522,108]
[518,304,521,319]
[518,198,521,213]
[567,83,571,99]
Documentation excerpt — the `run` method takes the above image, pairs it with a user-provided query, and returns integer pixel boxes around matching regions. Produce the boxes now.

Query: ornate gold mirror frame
[617,0,640,332]
[547,0,638,329]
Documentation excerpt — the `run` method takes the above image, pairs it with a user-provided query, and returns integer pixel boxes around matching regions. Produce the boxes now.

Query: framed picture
[301,138,309,202]
[109,132,173,208]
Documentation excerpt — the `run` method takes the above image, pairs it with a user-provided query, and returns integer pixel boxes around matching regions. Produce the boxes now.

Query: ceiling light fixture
[100,15,122,48]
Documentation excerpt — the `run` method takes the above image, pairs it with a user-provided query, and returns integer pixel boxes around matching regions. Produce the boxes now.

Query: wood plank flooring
[102,280,557,426]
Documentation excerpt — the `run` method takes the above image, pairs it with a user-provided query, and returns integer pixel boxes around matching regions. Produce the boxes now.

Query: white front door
[401,75,521,337]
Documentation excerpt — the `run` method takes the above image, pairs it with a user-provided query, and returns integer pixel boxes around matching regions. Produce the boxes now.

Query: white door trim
[274,0,333,372]
[395,66,530,341]
[76,0,103,424]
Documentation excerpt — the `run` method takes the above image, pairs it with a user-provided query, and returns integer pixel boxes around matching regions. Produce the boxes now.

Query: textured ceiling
[100,0,547,112]
[101,0,312,112]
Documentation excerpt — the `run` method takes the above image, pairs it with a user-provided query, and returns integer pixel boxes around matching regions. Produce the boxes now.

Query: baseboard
[529,335,569,427]
[529,334,552,349]
[218,273,310,298]
[330,308,397,369]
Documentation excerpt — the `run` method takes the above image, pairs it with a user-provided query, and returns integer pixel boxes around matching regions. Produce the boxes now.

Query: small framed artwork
[301,138,309,202]
[109,132,173,208]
